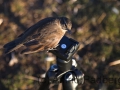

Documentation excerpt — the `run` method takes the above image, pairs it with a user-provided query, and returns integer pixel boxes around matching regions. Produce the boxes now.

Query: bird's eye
[62,18,68,28]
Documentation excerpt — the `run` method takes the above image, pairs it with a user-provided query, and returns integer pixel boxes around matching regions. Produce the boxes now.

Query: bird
[3,17,72,54]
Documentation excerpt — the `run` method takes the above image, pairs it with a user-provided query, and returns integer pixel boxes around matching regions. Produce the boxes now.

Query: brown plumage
[3,17,72,54]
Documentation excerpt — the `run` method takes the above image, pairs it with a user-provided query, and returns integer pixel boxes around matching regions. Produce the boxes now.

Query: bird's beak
[67,29,71,34]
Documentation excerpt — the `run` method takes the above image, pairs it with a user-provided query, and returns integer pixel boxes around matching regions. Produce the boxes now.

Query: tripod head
[50,36,80,61]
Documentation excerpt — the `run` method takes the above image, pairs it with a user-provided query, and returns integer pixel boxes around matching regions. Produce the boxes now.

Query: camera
[50,36,80,61]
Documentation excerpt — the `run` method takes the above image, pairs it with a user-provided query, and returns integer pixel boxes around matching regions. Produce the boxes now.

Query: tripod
[39,36,84,90]
[39,58,84,90]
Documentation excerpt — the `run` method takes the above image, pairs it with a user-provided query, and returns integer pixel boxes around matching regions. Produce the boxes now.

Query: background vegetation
[0,0,120,90]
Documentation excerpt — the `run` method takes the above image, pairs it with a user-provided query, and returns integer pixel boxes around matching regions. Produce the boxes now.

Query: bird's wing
[21,22,62,54]
[18,17,61,44]
[3,17,61,54]
[4,22,42,49]
[23,21,62,48]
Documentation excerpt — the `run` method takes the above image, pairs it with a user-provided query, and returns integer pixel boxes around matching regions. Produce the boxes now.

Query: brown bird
[4,17,72,54]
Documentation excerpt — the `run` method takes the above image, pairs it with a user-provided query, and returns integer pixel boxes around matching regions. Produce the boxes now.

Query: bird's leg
[48,48,57,50]
[48,43,59,51]
[47,48,57,53]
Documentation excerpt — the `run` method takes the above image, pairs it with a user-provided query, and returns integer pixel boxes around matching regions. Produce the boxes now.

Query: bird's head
[60,17,72,33]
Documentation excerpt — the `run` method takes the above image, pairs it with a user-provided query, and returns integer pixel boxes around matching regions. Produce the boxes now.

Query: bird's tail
[3,38,23,54]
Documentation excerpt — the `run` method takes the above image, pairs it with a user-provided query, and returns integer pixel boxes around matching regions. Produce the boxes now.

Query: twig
[109,60,120,66]
[24,75,44,82]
